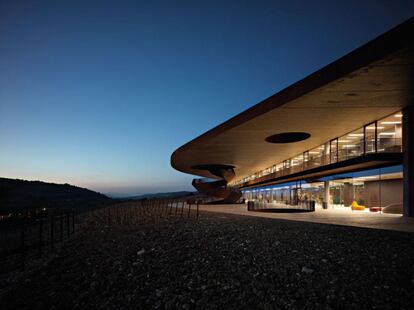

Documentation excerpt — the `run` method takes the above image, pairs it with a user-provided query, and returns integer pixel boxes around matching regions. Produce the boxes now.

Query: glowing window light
[381,121,401,124]
[366,126,384,130]
[354,175,378,180]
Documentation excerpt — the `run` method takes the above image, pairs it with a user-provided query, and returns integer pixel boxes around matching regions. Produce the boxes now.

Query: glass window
[303,151,310,170]
[339,127,364,160]
[291,155,303,173]
[364,122,376,154]
[377,112,403,152]
[303,151,309,164]
[273,163,280,177]
[330,181,344,206]
[309,146,324,160]
[337,134,349,161]
[305,145,325,169]
[298,181,324,208]
[330,139,338,163]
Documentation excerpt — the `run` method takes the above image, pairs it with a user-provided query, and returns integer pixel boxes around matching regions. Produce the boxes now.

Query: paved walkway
[198,204,414,232]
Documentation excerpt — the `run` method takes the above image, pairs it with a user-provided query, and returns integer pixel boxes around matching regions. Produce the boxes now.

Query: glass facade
[232,111,403,187]
[242,165,403,214]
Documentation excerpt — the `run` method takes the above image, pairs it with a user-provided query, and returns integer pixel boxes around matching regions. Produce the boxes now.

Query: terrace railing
[0,198,203,276]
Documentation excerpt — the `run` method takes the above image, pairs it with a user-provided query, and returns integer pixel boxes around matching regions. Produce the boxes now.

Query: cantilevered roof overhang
[171,18,414,181]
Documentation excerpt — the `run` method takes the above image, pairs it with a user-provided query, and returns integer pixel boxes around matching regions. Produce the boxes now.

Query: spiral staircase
[191,164,242,204]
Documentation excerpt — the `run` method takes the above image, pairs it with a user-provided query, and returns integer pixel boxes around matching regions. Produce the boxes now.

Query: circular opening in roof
[265,132,310,144]
[191,164,235,171]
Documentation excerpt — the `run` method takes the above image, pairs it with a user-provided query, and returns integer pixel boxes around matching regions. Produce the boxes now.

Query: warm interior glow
[366,126,385,130]
[381,121,401,124]
[234,110,403,186]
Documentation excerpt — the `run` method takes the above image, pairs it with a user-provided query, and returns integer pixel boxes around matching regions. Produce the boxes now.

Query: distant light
[348,133,364,137]
[394,114,403,117]
[379,132,395,136]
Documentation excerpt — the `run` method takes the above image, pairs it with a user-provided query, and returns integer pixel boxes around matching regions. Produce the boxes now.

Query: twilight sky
[1,1,413,197]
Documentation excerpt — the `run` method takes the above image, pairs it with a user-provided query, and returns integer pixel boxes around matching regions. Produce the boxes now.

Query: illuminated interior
[232,111,403,186]
[242,165,403,214]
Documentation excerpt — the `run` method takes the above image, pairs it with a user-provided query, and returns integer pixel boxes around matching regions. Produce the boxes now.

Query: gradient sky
[1,1,413,197]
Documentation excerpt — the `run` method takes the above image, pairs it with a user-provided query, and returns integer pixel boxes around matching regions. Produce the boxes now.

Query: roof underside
[171,18,414,181]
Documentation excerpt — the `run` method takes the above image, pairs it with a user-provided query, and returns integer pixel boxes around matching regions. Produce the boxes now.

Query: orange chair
[350,201,365,211]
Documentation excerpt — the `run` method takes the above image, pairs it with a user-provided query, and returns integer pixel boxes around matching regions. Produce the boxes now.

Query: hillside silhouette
[0,178,113,213]
[126,191,194,200]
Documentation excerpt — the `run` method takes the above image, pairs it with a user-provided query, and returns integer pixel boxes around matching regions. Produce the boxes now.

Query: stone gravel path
[1,211,414,309]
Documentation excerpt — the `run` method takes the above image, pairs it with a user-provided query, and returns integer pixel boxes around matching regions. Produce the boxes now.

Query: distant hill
[0,177,113,213]
[125,191,195,200]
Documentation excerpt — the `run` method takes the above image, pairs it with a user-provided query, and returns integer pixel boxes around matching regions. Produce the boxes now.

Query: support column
[324,181,330,209]
[403,105,414,217]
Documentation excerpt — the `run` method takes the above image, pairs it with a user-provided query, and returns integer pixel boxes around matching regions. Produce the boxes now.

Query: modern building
[171,18,414,217]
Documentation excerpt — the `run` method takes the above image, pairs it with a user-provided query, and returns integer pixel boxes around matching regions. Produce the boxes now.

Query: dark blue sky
[1,1,413,196]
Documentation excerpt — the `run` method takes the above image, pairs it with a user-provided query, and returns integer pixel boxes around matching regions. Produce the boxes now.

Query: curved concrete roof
[171,17,414,180]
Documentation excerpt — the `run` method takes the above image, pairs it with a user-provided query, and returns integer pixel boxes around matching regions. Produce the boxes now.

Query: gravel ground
[1,210,414,310]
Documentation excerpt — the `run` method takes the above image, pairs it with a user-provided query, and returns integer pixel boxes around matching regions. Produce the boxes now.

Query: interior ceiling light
[379,132,395,135]
[394,114,403,117]
[381,121,401,124]
[348,133,364,137]
[366,126,385,130]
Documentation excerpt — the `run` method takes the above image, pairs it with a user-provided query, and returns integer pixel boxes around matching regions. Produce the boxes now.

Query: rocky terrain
[1,209,413,309]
